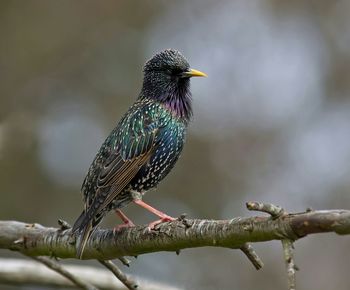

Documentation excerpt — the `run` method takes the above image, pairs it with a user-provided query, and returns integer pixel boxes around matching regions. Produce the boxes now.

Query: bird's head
[141,49,206,121]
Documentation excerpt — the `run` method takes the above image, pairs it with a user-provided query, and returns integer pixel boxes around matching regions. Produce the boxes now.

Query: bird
[72,49,207,258]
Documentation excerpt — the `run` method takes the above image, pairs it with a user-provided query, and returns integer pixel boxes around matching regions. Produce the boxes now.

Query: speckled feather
[72,49,199,258]
[81,99,186,220]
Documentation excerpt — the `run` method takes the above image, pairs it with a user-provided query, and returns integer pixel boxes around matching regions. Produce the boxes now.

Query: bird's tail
[72,211,93,259]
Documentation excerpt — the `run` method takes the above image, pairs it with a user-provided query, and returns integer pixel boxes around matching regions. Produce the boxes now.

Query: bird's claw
[147,215,176,230]
[113,221,136,233]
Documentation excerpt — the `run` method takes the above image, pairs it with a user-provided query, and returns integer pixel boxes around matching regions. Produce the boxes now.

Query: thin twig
[239,243,264,270]
[29,256,97,290]
[282,239,297,290]
[58,219,72,231]
[99,260,138,289]
[246,201,285,218]
[118,256,131,267]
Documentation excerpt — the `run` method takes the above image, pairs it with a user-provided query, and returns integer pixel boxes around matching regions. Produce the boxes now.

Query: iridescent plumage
[72,49,206,258]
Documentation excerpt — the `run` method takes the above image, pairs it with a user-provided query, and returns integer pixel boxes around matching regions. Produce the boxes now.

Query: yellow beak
[182,68,207,78]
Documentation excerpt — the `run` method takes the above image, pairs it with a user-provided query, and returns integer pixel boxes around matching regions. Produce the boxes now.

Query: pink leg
[133,199,176,229]
[113,209,135,232]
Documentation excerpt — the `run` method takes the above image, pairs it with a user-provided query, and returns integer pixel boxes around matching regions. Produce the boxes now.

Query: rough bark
[1,209,349,260]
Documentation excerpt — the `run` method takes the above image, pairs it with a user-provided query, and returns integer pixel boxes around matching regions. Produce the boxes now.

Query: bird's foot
[148,215,176,230]
[113,221,135,233]
[113,209,136,233]
[132,199,176,229]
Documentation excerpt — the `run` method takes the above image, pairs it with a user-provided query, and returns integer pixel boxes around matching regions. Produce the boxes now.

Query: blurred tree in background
[1,1,350,289]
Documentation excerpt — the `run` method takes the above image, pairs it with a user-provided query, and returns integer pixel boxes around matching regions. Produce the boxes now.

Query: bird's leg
[113,209,135,232]
[133,199,176,229]
[115,209,135,226]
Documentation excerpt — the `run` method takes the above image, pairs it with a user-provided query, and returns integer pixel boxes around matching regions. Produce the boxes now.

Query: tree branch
[29,256,97,290]
[239,243,264,270]
[1,208,349,260]
[98,260,137,290]
[0,258,180,290]
[281,239,297,290]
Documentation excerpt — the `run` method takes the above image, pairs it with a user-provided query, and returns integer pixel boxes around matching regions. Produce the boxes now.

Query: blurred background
[1,0,350,289]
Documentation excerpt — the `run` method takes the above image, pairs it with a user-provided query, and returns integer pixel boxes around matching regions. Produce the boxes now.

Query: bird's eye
[173,69,184,76]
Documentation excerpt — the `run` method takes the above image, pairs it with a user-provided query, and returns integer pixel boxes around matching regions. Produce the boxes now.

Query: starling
[72,49,206,258]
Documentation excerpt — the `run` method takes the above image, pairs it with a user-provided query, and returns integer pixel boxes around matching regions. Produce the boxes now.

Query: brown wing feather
[86,127,157,219]
[94,150,153,213]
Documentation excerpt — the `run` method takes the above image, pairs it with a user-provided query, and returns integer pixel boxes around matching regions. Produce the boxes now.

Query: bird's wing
[86,104,161,217]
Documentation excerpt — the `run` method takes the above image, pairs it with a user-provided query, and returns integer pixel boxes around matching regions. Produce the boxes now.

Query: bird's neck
[161,93,192,123]
[140,88,192,123]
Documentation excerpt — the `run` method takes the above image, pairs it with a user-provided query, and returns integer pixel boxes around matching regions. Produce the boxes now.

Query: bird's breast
[130,122,186,192]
